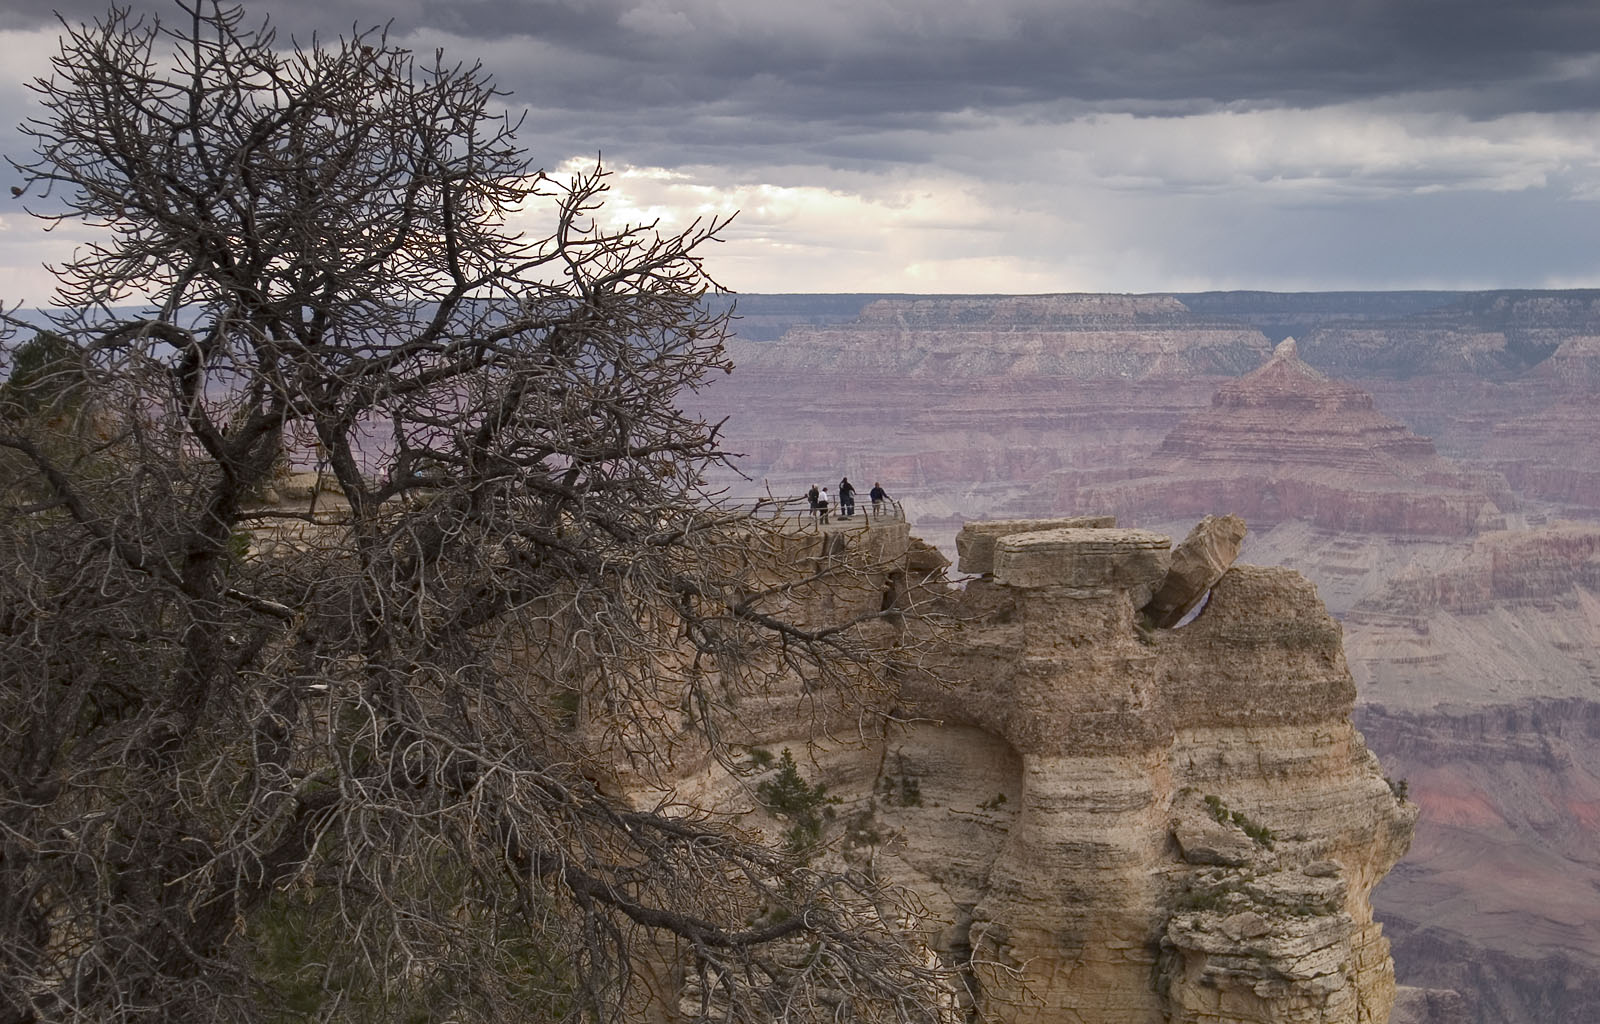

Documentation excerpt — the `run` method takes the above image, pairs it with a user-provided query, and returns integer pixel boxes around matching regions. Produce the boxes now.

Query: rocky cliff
[689,290,1600,1022]
[681,516,1415,1024]
[751,294,1271,379]
[1297,291,1600,378]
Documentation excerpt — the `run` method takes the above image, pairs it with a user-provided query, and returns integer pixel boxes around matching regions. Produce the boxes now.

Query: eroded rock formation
[1033,340,1508,538]
[689,517,1414,1024]
[1143,514,1248,628]
[681,293,1273,552]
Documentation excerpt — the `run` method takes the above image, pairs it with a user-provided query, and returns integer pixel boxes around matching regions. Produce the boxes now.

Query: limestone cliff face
[691,518,1415,1024]
[893,525,1414,1024]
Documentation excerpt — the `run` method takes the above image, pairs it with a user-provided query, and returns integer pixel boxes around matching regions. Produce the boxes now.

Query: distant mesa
[853,292,1193,325]
[1033,339,1510,537]
[719,293,1273,380]
[1296,290,1600,378]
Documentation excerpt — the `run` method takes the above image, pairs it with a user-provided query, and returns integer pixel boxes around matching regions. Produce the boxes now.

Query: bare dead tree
[0,4,949,1022]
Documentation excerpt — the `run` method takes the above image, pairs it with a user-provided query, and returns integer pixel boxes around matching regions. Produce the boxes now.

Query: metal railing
[709,493,905,528]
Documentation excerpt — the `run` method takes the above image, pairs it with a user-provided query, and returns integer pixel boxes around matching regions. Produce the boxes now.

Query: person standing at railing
[807,483,820,520]
[817,485,831,525]
[870,481,889,517]
[838,477,856,518]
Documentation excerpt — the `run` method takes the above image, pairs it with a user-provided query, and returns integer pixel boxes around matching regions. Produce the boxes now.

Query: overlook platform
[720,493,906,536]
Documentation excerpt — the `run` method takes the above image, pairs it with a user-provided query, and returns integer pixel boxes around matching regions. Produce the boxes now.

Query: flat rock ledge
[957,515,1118,575]
[992,527,1171,601]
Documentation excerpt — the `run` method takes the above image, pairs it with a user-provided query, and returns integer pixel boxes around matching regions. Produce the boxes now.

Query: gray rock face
[1143,514,1248,628]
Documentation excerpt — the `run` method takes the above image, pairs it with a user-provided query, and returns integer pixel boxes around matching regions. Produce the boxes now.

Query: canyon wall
[692,289,1600,1023]
[1027,339,1508,538]
[684,293,1272,550]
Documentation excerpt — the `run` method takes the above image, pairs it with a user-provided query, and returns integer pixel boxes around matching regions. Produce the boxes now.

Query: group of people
[806,478,890,524]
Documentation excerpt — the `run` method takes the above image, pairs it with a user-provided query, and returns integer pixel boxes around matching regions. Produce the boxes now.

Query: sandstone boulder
[904,536,951,575]
[956,515,1117,575]
[1172,817,1257,867]
[991,527,1170,607]
[1143,514,1248,627]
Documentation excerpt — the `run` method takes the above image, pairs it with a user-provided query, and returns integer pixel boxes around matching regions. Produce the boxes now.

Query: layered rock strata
[1143,514,1248,628]
[1297,291,1600,378]
[1354,700,1600,1024]
[1341,523,1600,706]
[697,518,1414,1024]
[1031,340,1507,537]
[901,523,1414,1023]
[748,294,1272,379]
[684,289,1600,1023]
[955,515,1118,575]
[681,293,1273,553]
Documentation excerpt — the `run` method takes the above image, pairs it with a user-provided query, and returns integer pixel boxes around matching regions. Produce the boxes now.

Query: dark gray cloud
[4,0,1600,294]
[5,0,1598,182]
[7,0,1600,122]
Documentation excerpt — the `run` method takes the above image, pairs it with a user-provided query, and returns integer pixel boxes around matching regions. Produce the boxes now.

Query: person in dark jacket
[838,477,856,518]
[807,483,820,519]
[869,482,889,517]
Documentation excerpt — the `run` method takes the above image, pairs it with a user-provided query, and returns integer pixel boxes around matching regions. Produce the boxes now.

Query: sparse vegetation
[877,751,924,807]
[757,749,841,855]
[1204,794,1276,849]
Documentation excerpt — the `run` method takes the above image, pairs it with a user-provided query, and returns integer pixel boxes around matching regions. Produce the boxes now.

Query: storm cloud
[2,0,1599,297]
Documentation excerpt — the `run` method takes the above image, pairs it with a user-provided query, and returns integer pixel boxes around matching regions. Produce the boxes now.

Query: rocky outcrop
[956,515,1118,575]
[723,520,1410,1024]
[668,517,1414,1023]
[899,526,1413,1023]
[1143,514,1248,628]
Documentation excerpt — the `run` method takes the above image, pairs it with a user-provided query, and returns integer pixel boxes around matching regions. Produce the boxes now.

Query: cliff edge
[692,515,1417,1024]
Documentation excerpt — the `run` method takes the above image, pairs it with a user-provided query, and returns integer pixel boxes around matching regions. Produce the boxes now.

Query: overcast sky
[5,0,1600,300]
